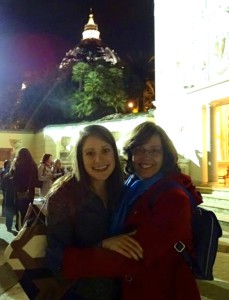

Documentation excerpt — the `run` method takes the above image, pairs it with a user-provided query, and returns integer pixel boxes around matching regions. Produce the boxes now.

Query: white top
[37,163,53,197]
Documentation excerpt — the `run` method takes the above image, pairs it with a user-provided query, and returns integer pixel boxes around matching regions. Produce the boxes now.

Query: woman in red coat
[62,121,202,300]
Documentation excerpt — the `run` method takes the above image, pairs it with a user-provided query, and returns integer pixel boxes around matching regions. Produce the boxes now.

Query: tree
[122,50,155,111]
[68,60,126,120]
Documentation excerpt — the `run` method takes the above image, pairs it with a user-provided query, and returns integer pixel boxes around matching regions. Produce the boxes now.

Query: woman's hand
[102,232,143,260]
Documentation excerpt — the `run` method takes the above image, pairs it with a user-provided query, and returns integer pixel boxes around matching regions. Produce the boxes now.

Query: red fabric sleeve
[63,188,192,280]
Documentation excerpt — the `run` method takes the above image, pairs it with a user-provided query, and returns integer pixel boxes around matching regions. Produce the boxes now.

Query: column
[208,105,218,182]
[201,105,208,184]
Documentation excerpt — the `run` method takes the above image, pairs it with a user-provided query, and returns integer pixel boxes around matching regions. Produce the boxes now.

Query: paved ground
[0,197,229,299]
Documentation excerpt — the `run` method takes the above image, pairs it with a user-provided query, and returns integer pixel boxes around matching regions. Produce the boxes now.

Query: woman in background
[1,160,16,232]
[52,158,65,182]
[38,153,54,197]
[12,148,38,230]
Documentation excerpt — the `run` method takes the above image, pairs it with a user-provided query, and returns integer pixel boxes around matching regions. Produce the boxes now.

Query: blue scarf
[110,172,163,235]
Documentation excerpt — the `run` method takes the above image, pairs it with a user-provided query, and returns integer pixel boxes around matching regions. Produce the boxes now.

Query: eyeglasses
[132,147,163,158]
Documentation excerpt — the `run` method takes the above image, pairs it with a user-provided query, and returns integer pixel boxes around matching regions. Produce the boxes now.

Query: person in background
[52,158,65,182]
[45,125,135,300]
[0,160,11,217]
[12,148,38,230]
[61,121,202,300]
[38,153,54,197]
[1,160,16,232]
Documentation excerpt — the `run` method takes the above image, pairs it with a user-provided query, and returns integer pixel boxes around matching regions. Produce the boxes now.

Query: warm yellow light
[132,108,139,113]
[127,102,134,108]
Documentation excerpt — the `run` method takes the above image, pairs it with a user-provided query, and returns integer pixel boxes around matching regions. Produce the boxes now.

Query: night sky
[0,0,154,84]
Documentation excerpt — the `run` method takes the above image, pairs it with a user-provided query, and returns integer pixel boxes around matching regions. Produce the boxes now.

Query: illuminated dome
[59,11,120,70]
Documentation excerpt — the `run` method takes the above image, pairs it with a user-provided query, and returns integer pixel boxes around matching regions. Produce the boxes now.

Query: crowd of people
[0,151,66,232]
[0,121,202,299]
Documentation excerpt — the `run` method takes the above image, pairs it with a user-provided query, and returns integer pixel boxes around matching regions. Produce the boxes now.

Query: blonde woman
[51,158,65,182]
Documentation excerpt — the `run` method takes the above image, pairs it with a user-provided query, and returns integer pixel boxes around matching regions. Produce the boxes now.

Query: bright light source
[21,83,27,90]
[127,101,134,108]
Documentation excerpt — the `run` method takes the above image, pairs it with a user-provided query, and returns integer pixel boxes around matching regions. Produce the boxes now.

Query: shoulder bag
[4,201,72,299]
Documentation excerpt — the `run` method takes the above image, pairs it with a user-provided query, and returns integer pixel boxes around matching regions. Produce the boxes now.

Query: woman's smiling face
[82,135,115,183]
[132,134,163,179]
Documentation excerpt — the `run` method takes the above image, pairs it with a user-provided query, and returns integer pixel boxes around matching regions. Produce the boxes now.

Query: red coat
[63,173,202,300]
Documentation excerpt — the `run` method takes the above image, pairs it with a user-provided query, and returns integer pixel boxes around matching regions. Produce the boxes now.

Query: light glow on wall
[43,115,155,157]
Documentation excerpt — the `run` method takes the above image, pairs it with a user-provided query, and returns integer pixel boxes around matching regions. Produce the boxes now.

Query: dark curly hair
[40,153,52,164]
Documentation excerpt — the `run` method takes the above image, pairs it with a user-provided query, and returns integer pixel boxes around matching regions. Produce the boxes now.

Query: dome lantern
[82,13,101,40]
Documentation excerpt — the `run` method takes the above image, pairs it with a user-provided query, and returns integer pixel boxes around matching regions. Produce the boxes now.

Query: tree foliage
[69,61,126,119]
[121,50,155,111]
[0,50,154,130]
